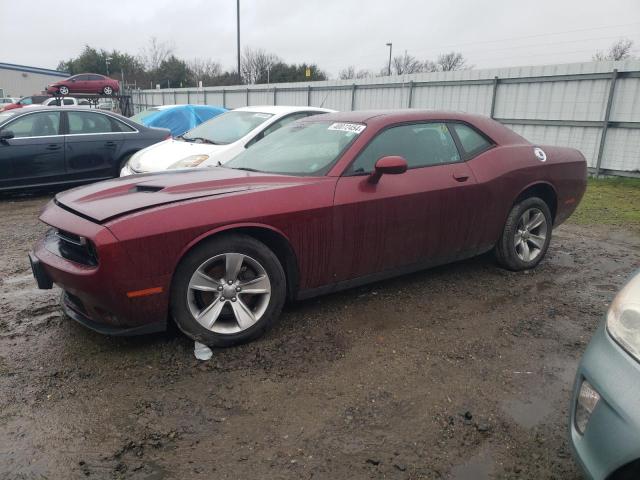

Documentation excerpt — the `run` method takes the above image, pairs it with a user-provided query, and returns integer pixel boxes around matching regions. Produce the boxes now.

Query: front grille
[47,229,99,266]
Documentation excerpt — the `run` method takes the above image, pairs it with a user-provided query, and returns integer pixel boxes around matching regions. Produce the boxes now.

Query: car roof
[233,105,334,115]
[1,106,133,122]
[302,109,528,145]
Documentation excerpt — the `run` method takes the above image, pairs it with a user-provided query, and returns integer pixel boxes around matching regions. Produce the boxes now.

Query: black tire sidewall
[170,234,286,347]
[496,196,552,271]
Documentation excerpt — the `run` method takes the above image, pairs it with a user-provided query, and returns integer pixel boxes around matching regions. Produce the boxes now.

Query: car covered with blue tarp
[131,104,227,137]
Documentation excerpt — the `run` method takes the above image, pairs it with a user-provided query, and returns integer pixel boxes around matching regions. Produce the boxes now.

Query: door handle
[104,141,117,147]
[46,144,62,151]
[452,171,469,182]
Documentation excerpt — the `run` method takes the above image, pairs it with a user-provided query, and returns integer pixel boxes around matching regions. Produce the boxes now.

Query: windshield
[131,107,162,123]
[226,121,365,176]
[182,110,273,144]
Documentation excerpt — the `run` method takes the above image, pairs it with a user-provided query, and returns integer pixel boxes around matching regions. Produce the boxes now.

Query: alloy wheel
[514,207,548,262]
[186,253,271,334]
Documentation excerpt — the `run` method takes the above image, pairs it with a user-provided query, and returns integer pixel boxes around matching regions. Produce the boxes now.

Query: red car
[46,73,119,96]
[30,111,587,347]
[0,95,50,112]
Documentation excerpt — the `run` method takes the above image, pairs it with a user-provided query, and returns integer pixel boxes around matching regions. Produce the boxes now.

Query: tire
[58,85,69,96]
[170,234,286,347]
[103,86,113,96]
[495,196,552,271]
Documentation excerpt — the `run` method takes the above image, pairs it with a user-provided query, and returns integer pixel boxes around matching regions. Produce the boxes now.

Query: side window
[68,111,117,134]
[88,75,104,81]
[348,123,460,174]
[110,118,135,132]
[263,112,310,137]
[451,123,492,157]
[3,112,61,138]
[63,98,74,105]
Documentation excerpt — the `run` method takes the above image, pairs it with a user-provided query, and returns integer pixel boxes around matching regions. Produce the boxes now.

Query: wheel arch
[513,181,558,223]
[173,223,300,301]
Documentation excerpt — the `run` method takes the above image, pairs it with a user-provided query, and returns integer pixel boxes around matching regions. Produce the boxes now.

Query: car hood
[54,167,325,223]
[132,139,235,172]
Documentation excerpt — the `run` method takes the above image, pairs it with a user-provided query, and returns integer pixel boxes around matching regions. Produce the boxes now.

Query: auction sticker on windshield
[328,123,366,134]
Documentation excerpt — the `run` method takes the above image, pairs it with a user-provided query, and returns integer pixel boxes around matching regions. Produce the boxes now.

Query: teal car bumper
[570,324,640,479]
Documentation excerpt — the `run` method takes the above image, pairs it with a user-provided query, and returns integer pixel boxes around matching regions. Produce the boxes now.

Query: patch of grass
[569,177,640,230]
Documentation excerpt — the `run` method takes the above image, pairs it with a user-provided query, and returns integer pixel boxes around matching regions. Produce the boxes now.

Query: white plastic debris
[194,341,213,361]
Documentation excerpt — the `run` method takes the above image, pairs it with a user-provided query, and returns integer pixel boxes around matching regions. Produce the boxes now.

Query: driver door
[332,122,481,283]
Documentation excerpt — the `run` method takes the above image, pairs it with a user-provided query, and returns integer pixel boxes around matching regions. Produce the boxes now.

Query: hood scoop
[132,184,164,193]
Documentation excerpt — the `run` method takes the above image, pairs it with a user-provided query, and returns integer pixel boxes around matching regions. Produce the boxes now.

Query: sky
[2,0,640,77]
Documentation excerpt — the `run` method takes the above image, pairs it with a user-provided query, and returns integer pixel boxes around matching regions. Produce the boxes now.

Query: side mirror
[369,155,408,184]
[0,130,15,142]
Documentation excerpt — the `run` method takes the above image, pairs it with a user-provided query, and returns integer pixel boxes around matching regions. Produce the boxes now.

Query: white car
[23,97,91,108]
[120,105,334,176]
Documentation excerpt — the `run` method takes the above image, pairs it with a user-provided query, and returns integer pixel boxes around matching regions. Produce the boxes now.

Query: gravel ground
[0,192,638,479]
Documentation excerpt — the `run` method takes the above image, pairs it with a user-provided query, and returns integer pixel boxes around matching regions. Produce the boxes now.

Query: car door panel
[331,122,483,284]
[64,111,124,180]
[0,111,66,189]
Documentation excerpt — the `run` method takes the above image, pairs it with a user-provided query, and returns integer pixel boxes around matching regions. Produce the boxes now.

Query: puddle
[450,449,493,480]
[502,396,554,429]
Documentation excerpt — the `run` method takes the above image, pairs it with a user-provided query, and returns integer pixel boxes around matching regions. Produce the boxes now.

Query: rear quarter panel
[466,144,587,246]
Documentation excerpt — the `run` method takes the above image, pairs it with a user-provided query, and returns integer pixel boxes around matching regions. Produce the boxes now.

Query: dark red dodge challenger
[30,110,587,347]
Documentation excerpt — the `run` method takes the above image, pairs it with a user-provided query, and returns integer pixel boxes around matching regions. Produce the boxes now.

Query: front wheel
[102,86,114,95]
[495,196,552,271]
[170,234,286,347]
[58,85,69,95]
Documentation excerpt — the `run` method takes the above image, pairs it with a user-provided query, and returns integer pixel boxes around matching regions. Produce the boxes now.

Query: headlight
[607,272,640,362]
[168,155,209,169]
[128,150,145,173]
[574,379,600,435]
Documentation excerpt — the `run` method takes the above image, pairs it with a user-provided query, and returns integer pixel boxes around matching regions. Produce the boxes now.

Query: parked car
[46,73,120,96]
[0,107,169,192]
[130,104,228,137]
[570,271,640,479]
[29,110,586,346]
[119,106,334,176]
[0,95,50,112]
[0,97,19,105]
[23,97,91,108]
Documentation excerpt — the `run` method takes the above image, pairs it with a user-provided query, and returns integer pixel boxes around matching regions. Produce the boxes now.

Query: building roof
[0,62,68,77]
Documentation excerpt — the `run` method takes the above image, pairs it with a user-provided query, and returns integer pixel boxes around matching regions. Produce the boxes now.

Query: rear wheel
[495,196,552,271]
[170,234,286,347]
[103,86,114,96]
[58,85,69,95]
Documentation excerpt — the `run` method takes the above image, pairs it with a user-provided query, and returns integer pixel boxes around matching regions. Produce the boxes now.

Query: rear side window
[348,122,460,174]
[68,111,118,134]
[450,123,492,157]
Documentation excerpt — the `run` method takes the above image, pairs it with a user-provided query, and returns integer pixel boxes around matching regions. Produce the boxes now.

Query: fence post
[407,80,414,108]
[162,90,166,105]
[273,86,277,105]
[307,85,311,106]
[351,84,357,111]
[246,87,250,106]
[186,90,190,104]
[173,90,177,104]
[490,76,499,118]
[203,89,207,105]
[222,89,226,108]
[595,69,619,177]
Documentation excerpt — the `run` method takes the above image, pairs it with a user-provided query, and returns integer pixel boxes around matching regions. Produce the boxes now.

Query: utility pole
[386,43,392,76]
[236,0,241,81]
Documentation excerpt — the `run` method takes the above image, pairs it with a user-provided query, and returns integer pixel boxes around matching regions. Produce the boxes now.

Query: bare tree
[593,38,635,61]
[241,47,280,84]
[392,52,424,75]
[422,60,439,73]
[339,65,373,80]
[139,37,173,71]
[437,52,468,71]
[188,58,222,81]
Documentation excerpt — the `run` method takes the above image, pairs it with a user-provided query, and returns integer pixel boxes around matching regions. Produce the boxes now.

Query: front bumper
[570,324,640,479]
[30,201,170,335]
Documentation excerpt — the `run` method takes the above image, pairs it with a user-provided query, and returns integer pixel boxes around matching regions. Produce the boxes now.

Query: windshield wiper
[185,136,217,145]
[232,166,262,173]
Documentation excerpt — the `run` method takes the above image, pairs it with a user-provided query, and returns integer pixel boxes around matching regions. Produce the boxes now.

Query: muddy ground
[0,192,638,480]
